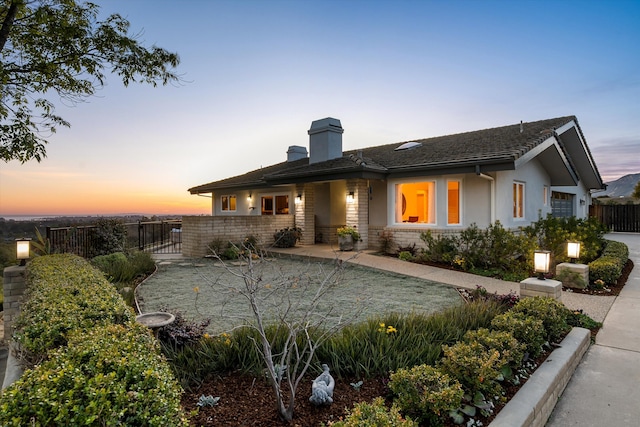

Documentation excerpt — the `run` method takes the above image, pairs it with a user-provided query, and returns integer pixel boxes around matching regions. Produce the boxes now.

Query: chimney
[287,145,308,162]
[308,117,344,164]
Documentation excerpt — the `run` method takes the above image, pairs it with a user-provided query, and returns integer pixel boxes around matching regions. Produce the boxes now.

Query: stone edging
[489,327,591,427]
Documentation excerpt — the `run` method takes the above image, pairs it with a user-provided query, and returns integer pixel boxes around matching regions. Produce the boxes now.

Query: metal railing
[47,219,183,258]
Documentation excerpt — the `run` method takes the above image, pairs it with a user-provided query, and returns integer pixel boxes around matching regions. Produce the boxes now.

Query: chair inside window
[408,216,419,223]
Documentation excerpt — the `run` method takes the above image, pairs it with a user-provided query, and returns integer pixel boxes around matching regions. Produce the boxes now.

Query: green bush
[419,230,457,264]
[90,218,127,257]
[522,215,607,264]
[327,397,417,427]
[14,254,134,365]
[398,251,413,261]
[463,328,524,369]
[589,256,623,286]
[601,240,629,262]
[439,340,503,398]
[511,297,570,343]
[0,323,188,426]
[389,364,463,426]
[491,311,546,358]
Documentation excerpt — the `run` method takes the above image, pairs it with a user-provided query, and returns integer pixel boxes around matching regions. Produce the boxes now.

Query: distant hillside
[593,173,640,198]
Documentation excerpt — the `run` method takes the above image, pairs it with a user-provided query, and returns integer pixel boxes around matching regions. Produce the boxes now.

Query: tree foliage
[633,181,640,200]
[0,0,180,163]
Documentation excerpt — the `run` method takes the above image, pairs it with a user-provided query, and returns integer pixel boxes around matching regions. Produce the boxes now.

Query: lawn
[137,256,463,334]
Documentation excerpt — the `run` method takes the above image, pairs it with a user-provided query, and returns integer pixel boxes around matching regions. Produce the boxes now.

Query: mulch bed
[181,258,634,426]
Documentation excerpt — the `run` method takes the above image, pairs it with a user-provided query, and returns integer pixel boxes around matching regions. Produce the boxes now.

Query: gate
[590,204,640,233]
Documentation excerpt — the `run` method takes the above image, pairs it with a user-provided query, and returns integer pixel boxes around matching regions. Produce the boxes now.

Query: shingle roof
[189,116,578,193]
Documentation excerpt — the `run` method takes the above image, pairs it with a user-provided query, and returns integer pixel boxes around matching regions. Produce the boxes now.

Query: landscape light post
[16,238,31,266]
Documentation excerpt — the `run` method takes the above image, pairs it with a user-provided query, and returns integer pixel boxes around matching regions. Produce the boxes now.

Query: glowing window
[513,182,525,219]
[447,181,461,225]
[262,195,290,215]
[221,195,236,211]
[395,181,435,224]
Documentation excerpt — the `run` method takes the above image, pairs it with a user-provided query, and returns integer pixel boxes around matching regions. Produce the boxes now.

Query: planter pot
[338,235,354,251]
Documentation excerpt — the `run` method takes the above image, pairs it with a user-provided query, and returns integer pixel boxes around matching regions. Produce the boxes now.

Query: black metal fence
[47,220,182,258]
[590,204,640,233]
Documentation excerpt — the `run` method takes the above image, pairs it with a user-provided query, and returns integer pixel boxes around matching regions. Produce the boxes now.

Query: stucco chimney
[308,118,344,164]
[287,145,308,162]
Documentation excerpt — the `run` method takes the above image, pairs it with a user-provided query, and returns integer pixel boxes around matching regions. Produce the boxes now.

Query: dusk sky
[1,0,639,217]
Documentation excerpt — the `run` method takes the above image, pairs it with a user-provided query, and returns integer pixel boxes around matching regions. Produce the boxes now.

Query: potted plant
[273,227,302,248]
[337,225,360,251]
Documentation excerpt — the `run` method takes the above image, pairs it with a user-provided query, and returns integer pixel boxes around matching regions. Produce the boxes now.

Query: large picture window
[221,195,236,211]
[513,182,525,219]
[261,195,289,215]
[395,181,435,224]
[447,180,461,225]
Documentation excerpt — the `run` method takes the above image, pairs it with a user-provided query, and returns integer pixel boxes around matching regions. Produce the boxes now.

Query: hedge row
[589,240,629,285]
[0,254,187,426]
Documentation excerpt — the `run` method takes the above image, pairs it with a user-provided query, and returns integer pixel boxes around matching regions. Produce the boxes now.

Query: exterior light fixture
[346,192,355,203]
[247,192,252,201]
[567,242,581,262]
[16,238,31,266]
[533,250,551,280]
[295,194,302,204]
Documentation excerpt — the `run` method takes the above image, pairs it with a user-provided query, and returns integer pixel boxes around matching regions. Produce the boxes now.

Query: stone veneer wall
[3,265,26,341]
[182,215,295,257]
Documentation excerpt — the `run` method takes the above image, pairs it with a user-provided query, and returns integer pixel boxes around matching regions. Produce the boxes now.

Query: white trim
[513,181,525,220]
[221,195,237,212]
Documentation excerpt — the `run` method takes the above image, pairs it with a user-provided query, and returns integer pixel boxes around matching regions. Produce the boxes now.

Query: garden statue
[309,364,335,406]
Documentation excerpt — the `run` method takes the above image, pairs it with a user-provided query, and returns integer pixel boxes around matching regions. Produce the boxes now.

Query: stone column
[346,179,369,250]
[3,265,27,341]
[295,184,315,245]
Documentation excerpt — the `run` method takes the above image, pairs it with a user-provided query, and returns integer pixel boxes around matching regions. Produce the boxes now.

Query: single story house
[184,116,604,256]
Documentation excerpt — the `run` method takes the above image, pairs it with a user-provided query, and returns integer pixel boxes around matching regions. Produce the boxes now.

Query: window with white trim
[513,182,525,219]
[221,195,237,211]
[543,185,549,206]
[447,180,461,225]
[395,181,436,224]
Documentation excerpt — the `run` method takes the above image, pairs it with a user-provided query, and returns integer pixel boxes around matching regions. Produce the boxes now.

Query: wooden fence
[590,204,640,233]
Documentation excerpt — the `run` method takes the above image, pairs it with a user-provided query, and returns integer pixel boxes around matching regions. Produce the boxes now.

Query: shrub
[511,297,570,343]
[398,251,413,261]
[273,227,302,248]
[14,254,134,365]
[491,311,545,358]
[439,340,503,398]
[337,225,361,241]
[420,230,457,263]
[389,364,463,426]
[463,328,524,369]
[589,256,623,286]
[90,218,127,257]
[157,308,212,347]
[379,230,396,254]
[602,240,629,262]
[0,323,188,426]
[327,397,417,427]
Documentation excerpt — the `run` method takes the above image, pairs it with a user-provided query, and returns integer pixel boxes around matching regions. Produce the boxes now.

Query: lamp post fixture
[567,242,581,263]
[295,194,302,204]
[534,250,551,280]
[16,237,32,266]
[346,192,355,203]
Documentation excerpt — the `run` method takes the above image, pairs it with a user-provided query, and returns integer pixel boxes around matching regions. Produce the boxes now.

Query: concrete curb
[1,343,24,390]
[490,327,591,427]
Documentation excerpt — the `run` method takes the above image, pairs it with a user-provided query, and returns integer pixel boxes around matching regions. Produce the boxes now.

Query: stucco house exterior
[183,116,604,256]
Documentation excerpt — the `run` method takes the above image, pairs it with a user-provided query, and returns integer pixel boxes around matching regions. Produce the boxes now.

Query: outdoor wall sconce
[534,250,551,280]
[16,237,31,266]
[346,192,355,203]
[567,242,581,262]
[247,192,252,201]
[580,199,586,206]
[295,194,302,204]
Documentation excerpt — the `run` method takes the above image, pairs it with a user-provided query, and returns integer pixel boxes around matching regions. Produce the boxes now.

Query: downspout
[476,165,495,224]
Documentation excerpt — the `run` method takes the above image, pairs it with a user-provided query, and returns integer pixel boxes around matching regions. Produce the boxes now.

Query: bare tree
[197,242,368,421]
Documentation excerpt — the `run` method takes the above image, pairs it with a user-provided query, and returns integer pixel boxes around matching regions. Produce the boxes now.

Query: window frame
[447,179,462,225]
[392,180,437,225]
[221,195,237,212]
[260,193,290,215]
[513,182,525,219]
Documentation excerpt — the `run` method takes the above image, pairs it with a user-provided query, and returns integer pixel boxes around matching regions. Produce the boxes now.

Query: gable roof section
[189,116,604,194]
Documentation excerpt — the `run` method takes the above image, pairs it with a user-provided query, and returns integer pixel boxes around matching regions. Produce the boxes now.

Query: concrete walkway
[546,232,640,427]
